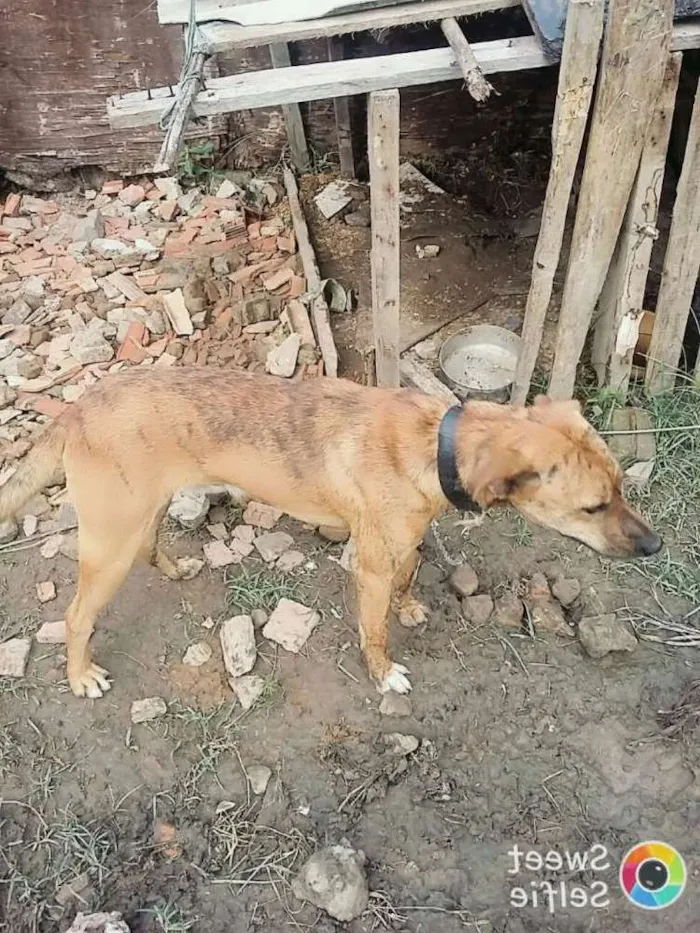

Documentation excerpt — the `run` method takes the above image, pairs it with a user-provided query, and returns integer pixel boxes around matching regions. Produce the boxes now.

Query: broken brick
[32,396,69,418]
[117,321,148,363]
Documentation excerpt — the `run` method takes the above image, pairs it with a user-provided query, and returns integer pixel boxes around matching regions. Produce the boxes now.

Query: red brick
[15,258,53,277]
[146,335,170,357]
[288,275,306,298]
[277,234,296,254]
[33,396,68,418]
[0,242,17,254]
[247,221,261,240]
[117,321,149,363]
[102,179,125,195]
[3,193,22,217]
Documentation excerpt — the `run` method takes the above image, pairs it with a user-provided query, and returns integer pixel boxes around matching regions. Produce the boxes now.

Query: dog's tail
[0,419,67,522]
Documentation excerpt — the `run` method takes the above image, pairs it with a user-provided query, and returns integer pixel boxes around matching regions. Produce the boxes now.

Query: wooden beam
[161,0,520,34]
[510,0,604,405]
[269,43,311,173]
[282,168,339,378]
[547,0,674,400]
[591,53,681,397]
[327,37,356,179]
[440,16,495,102]
[645,78,700,394]
[369,89,401,388]
[400,357,460,405]
[107,37,550,130]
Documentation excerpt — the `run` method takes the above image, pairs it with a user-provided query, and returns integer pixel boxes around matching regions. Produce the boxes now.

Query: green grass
[582,379,700,603]
[143,901,197,933]
[225,567,300,614]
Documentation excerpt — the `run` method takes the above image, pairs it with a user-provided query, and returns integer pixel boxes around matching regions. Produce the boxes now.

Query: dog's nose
[636,532,663,557]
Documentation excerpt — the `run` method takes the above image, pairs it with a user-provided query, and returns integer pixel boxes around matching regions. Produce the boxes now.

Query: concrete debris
[36,580,57,603]
[243,501,283,529]
[220,615,257,677]
[379,693,413,717]
[266,332,301,377]
[0,637,31,677]
[36,619,67,644]
[168,488,209,530]
[292,844,369,921]
[130,697,168,724]
[204,540,238,568]
[314,180,353,220]
[230,672,266,710]
[254,531,294,563]
[277,550,305,572]
[384,732,420,755]
[263,598,320,653]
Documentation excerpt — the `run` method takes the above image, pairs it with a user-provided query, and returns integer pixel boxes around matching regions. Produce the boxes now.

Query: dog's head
[465,397,662,558]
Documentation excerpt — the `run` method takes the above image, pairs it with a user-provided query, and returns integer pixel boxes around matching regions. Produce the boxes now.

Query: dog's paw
[397,597,429,628]
[379,663,412,695]
[69,664,112,699]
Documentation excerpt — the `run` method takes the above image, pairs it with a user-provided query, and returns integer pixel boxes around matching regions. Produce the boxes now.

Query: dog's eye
[583,503,608,515]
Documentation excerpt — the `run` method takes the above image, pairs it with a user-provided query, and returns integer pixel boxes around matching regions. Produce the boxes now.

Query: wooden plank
[282,168,339,378]
[108,36,550,130]
[369,89,401,388]
[547,0,674,400]
[269,42,311,173]
[400,358,460,404]
[440,16,495,101]
[328,37,356,179]
[161,0,519,32]
[645,78,700,393]
[591,53,681,396]
[510,0,604,405]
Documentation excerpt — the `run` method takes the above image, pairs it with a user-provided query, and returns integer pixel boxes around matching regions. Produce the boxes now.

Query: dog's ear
[471,450,541,507]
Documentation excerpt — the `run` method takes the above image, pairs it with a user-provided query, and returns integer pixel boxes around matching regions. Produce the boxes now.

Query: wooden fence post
[369,88,401,387]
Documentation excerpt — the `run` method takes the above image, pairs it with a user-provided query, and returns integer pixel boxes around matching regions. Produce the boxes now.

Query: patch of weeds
[143,901,197,933]
[0,724,22,779]
[170,703,239,809]
[583,380,700,603]
[177,140,217,187]
[503,513,533,547]
[34,807,117,892]
[208,801,312,889]
[226,567,300,614]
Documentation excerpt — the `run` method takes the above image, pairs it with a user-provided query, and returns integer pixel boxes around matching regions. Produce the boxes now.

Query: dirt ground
[1,162,700,933]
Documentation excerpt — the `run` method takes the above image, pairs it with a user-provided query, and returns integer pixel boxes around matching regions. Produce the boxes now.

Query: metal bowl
[439,325,522,403]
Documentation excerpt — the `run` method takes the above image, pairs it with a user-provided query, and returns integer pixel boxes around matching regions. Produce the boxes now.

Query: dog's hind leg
[66,527,144,698]
[391,549,429,628]
[141,506,203,581]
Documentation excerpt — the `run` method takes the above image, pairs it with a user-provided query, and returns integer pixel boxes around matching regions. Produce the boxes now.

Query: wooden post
[282,167,339,377]
[369,89,401,388]
[646,79,700,394]
[327,37,356,178]
[548,0,674,400]
[440,17,496,102]
[153,51,207,173]
[510,0,604,405]
[591,53,682,396]
[269,42,311,173]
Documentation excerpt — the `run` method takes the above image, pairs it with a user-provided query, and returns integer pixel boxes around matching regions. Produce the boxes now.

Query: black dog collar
[437,406,482,513]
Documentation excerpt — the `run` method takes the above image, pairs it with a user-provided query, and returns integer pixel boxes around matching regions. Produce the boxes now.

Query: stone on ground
[230,672,266,710]
[318,525,350,543]
[254,531,294,562]
[0,637,31,677]
[36,581,57,603]
[527,572,572,636]
[263,599,320,653]
[292,844,369,922]
[384,732,420,755]
[251,608,268,630]
[266,332,301,377]
[36,619,66,644]
[168,488,209,530]
[449,563,479,598]
[130,697,167,724]
[462,594,493,625]
[247,763,272,796]
[0,518,18,544]
[277,550,305,572]
[379,693,413,717]
[220,615,257,677]
[551,576,581,608]
[493,593,524,629]
[203,540,236,569]
[578,614,638,659]
[66,912,130,933]
[182,642,212,667]
[243,500,283,529]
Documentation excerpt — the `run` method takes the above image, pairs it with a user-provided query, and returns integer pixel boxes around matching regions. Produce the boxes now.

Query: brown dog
[0,368,660,699]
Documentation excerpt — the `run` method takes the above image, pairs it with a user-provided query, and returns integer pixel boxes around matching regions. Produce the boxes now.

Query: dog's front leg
[391,550,429,628]
[354,544,411,695]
